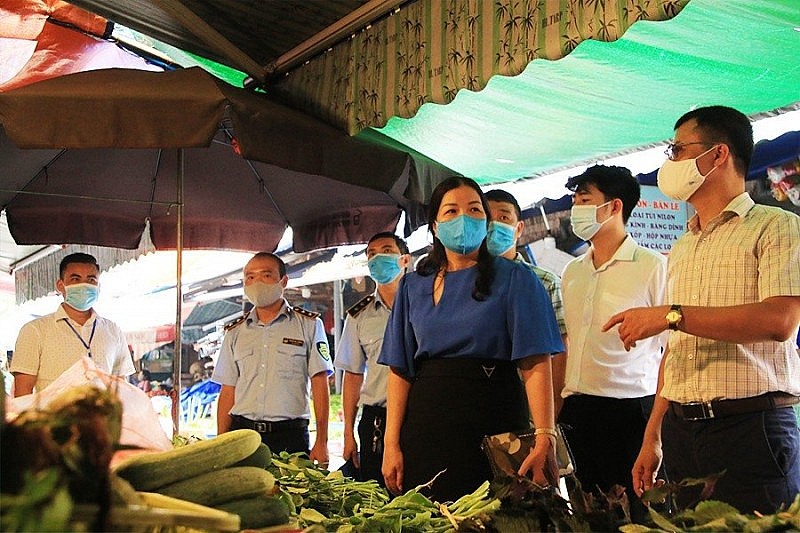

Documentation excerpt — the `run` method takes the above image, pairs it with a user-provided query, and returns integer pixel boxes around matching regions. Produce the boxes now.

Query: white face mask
[657,146,719,201]
[570,201,612,241]
[244,281,283,307]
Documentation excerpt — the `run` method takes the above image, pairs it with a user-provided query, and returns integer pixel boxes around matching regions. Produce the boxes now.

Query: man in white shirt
[559,165,667,521]
[11,252,134,395]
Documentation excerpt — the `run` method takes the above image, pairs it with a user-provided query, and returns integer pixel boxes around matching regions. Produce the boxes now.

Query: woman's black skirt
[400,357,529,502]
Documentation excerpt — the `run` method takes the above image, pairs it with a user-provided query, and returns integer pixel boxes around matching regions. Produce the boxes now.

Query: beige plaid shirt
[662,193,800,402]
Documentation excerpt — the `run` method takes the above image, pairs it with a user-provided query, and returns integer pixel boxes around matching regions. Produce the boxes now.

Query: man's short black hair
[565,164,640,223]
[368,232,409,255]
[250,252,287,278]
[485,189,522,220]
[59,253,99,279]
[674,105,753,176]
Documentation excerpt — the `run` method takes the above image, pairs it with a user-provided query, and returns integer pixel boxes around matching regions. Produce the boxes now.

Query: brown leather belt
[670,392,799,421]
[232,415,308,433]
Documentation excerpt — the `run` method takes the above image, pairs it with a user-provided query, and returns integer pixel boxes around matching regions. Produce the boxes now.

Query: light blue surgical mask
[64,283,99,311]
[368,254,403,285]
[436,214,487,255]
[486,221,517,256]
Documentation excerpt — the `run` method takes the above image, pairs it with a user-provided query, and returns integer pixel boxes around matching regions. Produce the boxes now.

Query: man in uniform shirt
[606,106,800,514]
[11,252,134,395]
[485,189,569,416]
[213,252,333,465]
[336,232,410,485]
[560,165,667,522]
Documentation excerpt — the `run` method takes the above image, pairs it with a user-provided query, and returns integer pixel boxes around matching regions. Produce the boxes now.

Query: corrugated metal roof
[68,0,375,73]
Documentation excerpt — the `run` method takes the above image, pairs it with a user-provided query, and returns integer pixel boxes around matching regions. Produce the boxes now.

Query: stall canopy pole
[172,148,185,436]
[333,279,344,394]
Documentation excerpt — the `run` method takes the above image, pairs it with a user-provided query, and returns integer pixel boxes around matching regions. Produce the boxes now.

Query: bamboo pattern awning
[272,0,687,135]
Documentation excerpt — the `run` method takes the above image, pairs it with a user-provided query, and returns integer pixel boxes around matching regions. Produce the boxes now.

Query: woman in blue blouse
[378,177,564,501]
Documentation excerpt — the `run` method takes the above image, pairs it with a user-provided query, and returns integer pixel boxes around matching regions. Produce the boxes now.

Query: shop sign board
[627,186,691,254]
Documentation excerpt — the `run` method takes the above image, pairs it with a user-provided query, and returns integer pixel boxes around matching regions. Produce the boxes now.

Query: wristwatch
[666,304,683,330]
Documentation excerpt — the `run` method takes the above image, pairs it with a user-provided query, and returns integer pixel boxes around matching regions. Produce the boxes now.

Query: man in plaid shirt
[605,105,800,514]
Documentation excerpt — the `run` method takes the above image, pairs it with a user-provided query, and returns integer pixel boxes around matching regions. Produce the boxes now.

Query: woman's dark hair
[417,176,495,301]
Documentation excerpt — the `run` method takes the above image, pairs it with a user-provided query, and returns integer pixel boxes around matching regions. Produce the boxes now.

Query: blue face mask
[436,214,487,255]
[64,283,99,311]
[486,221,517,256]
[368,254,403,285]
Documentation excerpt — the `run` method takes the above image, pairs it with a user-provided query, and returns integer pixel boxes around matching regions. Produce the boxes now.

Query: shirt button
[691,295,698,300]
[688,354,694,360]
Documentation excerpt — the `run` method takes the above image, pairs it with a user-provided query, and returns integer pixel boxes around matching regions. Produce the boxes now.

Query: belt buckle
[254,421,269,432]
[682,401,715,420]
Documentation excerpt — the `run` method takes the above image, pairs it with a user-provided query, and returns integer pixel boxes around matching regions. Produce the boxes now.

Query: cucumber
[231,442,272,469]
[113,429,261,491]
[216,496,290,529]
[110,474,143,505]
[157,466,275,506]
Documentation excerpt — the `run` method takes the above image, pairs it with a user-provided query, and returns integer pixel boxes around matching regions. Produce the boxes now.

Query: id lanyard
[63,319,97,358]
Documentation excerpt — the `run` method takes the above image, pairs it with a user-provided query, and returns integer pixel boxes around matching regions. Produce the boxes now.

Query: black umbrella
[0,67,455,430]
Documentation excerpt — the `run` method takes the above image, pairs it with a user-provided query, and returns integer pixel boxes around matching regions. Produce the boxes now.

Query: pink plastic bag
[6,356,172,451]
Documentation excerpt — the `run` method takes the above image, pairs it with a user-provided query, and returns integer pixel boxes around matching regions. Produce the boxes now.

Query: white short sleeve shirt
[10,305,135,392]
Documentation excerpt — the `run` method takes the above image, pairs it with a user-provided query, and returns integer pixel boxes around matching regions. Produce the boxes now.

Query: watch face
[666,311,681,324]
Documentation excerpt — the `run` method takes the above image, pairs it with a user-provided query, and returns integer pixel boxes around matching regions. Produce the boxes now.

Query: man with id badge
[213,252,333,466]
[11,253,134,396]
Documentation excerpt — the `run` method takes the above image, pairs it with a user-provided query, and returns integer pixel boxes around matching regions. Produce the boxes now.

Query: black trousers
[559,394,657,523]
[400,358,529,503]
[662,404,800,514]
[357,404,387,487]
[230,416,309,455]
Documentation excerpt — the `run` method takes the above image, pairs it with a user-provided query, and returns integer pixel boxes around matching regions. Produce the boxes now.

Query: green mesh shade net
[372,0,800,185]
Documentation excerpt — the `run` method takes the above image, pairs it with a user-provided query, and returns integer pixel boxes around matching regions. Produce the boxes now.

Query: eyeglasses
[664,141,713,161]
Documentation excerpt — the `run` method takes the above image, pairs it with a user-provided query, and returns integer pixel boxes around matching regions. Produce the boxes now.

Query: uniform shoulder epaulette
[224,312,249,331]
[347,294,375,318]
[292,305,320,319]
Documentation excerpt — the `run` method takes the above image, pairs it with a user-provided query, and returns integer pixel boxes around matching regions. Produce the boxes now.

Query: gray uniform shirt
[212,301,333,420]
[335,292,390,407]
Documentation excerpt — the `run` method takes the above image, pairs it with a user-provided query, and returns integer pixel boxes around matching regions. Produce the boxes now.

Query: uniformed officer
[335,232,410,485]
[212,252,333,465]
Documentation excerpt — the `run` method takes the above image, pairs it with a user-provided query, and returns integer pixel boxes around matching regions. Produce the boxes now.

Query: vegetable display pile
[268,451,500,532]
[113,429,290,529]
[1,384,123,531]
[3,385,798,533]
[623,495,800,533]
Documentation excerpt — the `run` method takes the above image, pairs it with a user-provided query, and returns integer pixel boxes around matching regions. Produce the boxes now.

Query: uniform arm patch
[316,341,331,361]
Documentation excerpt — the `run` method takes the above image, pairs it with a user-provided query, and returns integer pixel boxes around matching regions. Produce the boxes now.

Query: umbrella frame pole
[172,148,184,437]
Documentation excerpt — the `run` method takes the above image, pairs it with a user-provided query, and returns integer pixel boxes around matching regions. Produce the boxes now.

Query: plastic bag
[6,356,172,451]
